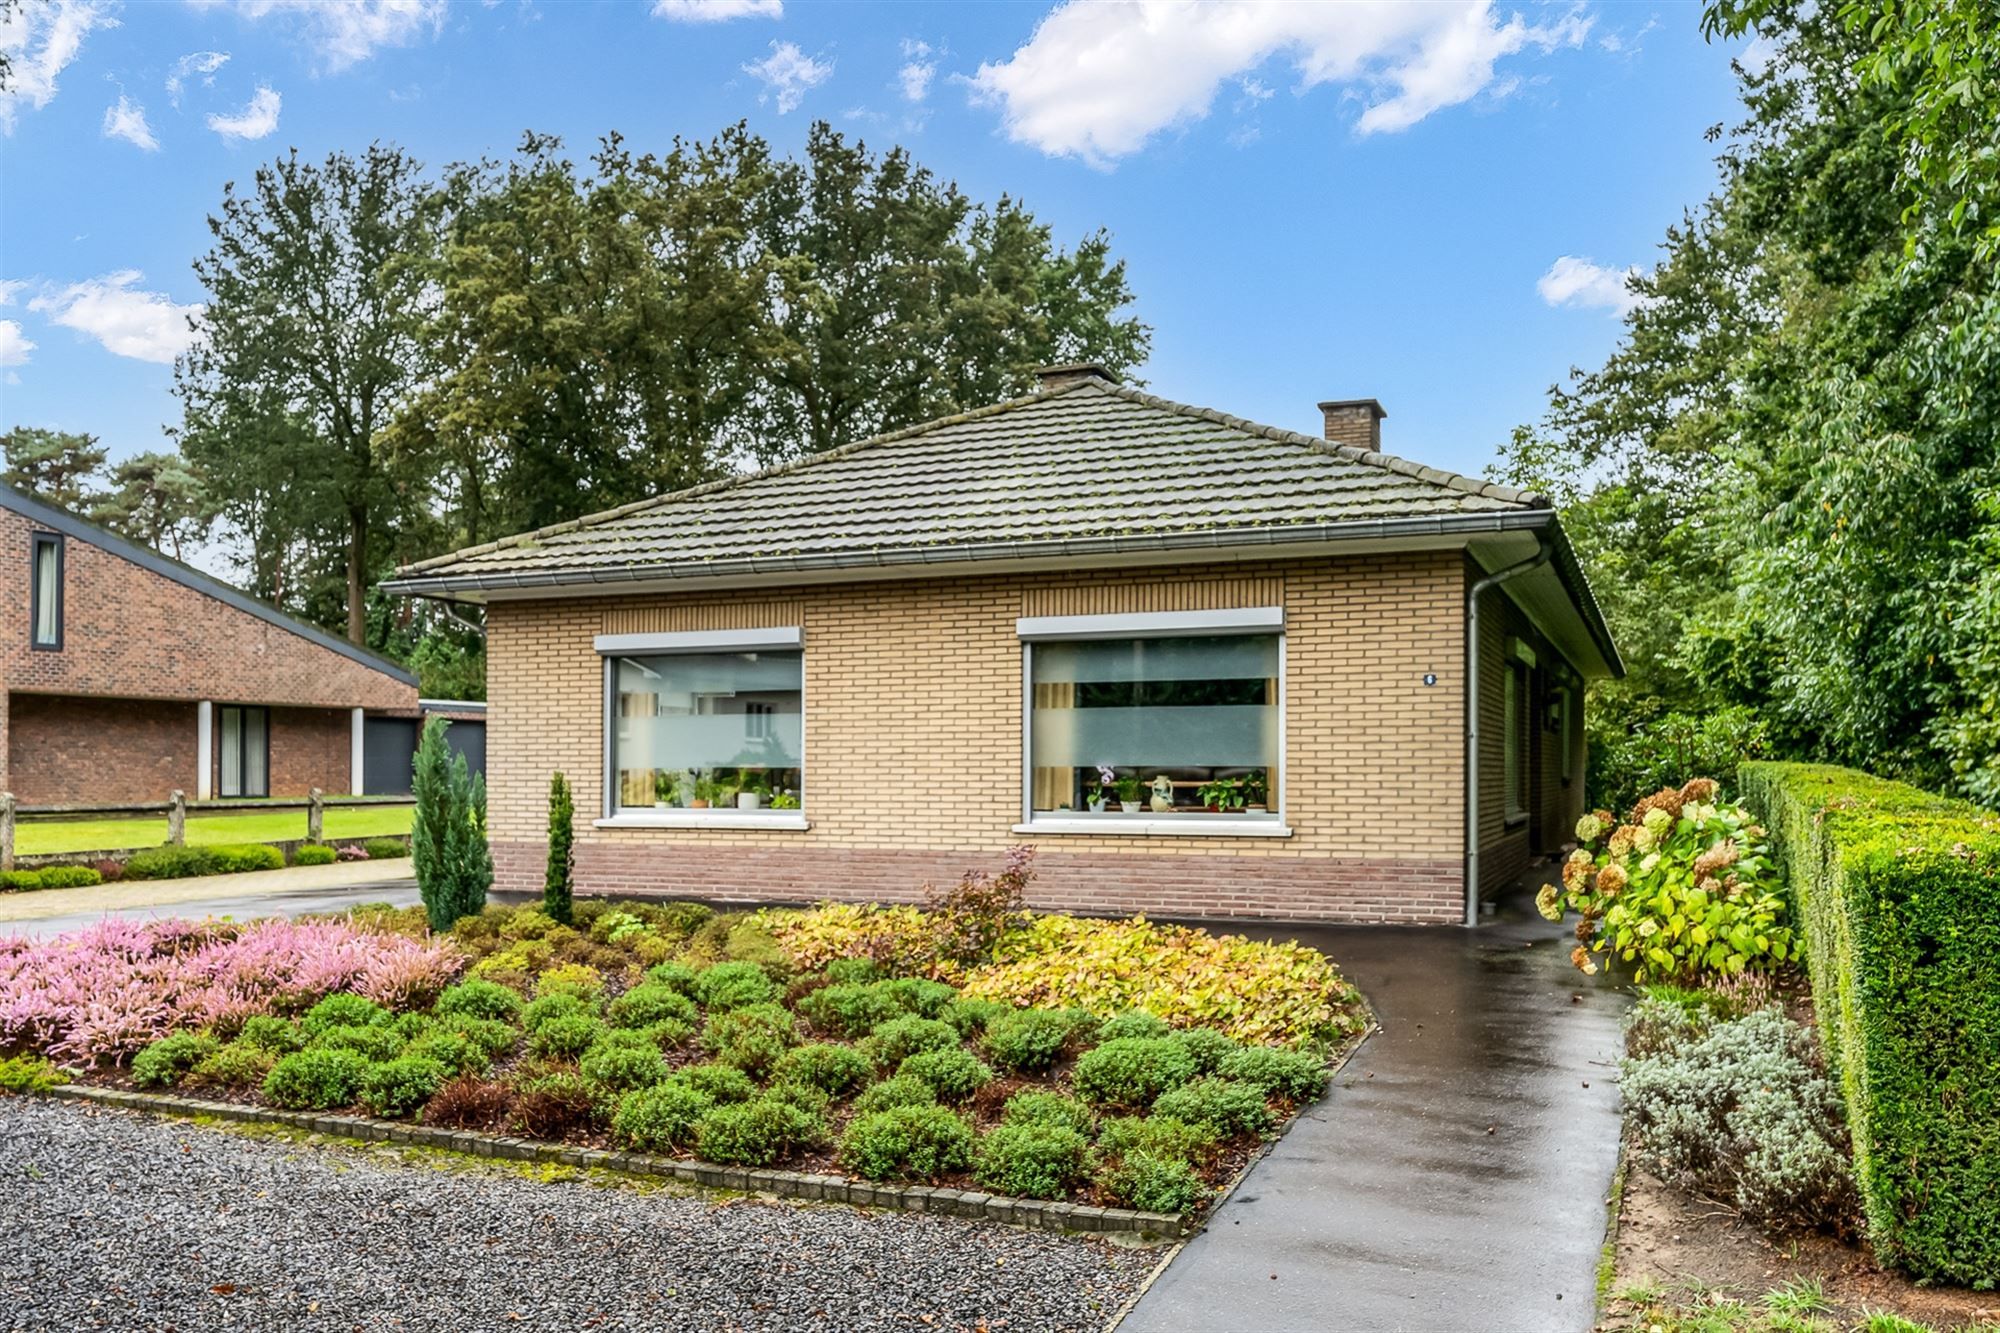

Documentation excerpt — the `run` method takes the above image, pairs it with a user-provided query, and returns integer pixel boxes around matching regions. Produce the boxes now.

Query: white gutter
[1465,537,1551,927]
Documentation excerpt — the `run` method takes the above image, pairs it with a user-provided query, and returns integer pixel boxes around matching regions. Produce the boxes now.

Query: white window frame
[1503,638,1535,825]
[1013,607,1292,838]
[593,626,809,830]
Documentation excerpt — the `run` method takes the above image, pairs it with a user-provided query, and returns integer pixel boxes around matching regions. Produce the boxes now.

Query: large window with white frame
[1023,612,1281,822]
[607,641,803,816]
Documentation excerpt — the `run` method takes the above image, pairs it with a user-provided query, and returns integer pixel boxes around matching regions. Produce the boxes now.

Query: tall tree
[177,144,440,644]
[1,427,107,510]
[90,451,213,560]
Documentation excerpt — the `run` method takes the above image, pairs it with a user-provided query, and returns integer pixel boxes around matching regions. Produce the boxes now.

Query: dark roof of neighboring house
[387,377,1551,590]
[1,483,418,686]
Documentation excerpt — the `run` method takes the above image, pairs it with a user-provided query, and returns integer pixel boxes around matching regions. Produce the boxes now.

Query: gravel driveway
[0,1098,1158,1332]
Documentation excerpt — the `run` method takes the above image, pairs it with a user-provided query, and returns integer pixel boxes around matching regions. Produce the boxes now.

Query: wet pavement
[1121,884,1629,1333]
[1,878,421,938]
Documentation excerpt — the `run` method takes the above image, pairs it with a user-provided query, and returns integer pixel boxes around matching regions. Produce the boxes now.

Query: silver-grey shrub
[1620,998,1857,1235]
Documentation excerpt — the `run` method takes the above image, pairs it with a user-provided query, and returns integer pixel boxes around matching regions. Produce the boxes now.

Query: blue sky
[1,0,1745,492]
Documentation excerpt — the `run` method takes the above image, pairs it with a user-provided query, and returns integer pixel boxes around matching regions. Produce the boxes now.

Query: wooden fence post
[308,788,324,843]
[1,793,13,873]
[168,790,187,847]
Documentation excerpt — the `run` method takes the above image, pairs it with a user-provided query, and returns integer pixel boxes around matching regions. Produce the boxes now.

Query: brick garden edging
[49,1083,1188,1240]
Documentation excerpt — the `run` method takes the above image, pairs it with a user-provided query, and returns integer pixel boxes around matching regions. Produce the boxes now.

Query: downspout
[1465,535,1551,926]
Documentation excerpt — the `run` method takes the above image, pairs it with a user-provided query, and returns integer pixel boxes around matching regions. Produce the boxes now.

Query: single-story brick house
[2,483,428,806]
[385,366,1620,924]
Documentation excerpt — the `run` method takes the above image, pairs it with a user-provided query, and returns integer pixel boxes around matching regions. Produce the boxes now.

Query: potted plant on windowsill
[1114,772,1145,814]
[652,770,676,811]
[737,776,766,811]
[1088,764,1114,814]
[769,792,800,810]
[689,775,719,810]
[1197,778,1243,813]
[1241,771,1269,813]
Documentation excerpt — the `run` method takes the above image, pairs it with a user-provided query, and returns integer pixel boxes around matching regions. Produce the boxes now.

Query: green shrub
[1001,1091,1095,1138]
[981,1008,1081,1073]
[294,844,338,866]
[974,1121,1091,1199]
[435,978,522,1024]
[644,961,700,995]
[132,1031,220,1088]
[0,1055,66,1094]
[1547,778,1791,980]
[123,846,217,880]
[942,997,1010,1037]
[797,982,901,1037]
[838,1104,975,1181]
[611,1081,714,1151]
[701,1003,798,1077]
[638,1018,697,1051]
[861,1016,958,1068]
[1,864,104,890]
[411,716,491,931]
[879,978,958,1019]
[438,1017,519,1060]
[693,961,775,1011]
[529,1013,604,1060]
[695,1096,827,1166]
[1170,1028,1241,1075]
[821,958,882,984]
[1216,1046,1329,1102]
[301,993,389,1036]
[360,1055,449,1118]
[521,992,593,1031]
[1621,998,1856,1237]
[1096,1113,1220,1164]
[771,1043,875,1097]
[188,1041,276,1090]
[311,1023,402,1062]
[509,1070,603,1138]
[263,1048,370,1109]
[579,1040,665,1093]
[363,837,410,859]
[760,1079,831,1117]
[674,1062,757,1104]
[236,1015,305,1054]
[607,984,697,1030]
[1740,761,2000,1284]
[534,963,603,1002]
[1098,1010,1170,1042]
[544,772,575,926]
[1072,1037,1198,1108]
[210,843,286,873]
[896,1048,993,1102]
[387,1011,436,1043]
[0,869,43,890]
[402,1031,489,1078]
[852,1074,938,1116]
[1150,1077,1273,1139]
[1101,1151,1208,1214]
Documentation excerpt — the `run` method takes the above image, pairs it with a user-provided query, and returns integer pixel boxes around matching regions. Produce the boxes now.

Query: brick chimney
[1319,398,1386,451]
[1036,362,1118,392]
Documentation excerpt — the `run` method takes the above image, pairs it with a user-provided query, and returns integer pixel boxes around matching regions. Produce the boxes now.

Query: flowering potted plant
[1088,764,1115,813]
[1113,772,1145,813]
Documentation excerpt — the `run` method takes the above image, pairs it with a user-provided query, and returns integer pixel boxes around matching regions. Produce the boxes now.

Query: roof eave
[380,510,1555,600]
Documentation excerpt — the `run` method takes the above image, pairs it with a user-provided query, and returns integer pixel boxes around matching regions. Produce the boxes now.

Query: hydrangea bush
[1539,777,1793,981]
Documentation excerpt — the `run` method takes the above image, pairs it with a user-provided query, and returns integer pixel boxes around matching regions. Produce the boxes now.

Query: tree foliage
[2,427,108,510]
[544,771,574,927]
[1502,2,2000,805]
[411,717,492,932]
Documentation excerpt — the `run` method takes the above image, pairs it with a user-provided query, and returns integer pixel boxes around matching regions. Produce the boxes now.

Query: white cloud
[101,95,160,151]
[968,0,1593,165]
[218,1,446,72]
[166,50,231,106]
[1536,255,1644,316]
[652,0,782,21]
[0,0,116,132]
[0,320,34,368]
[206,85,282,141]
[898,58,935,103]
[743,40,832,114]
[27,271,204,363]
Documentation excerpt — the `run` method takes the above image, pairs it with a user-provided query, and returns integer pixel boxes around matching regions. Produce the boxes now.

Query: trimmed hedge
[1739,761,2000,1285]
[125,843,286,880]
[1,865,104,891]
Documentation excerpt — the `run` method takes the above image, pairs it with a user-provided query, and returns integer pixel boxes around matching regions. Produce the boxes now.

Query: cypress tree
[545,771,574,925]
[411,717,490,931]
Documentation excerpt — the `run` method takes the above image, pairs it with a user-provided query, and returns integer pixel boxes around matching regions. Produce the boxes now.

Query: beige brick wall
[487,553,1473,922]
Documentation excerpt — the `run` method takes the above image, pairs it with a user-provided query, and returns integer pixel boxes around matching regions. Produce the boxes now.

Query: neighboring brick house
[2,484,422,806]
[385,367,1620,924]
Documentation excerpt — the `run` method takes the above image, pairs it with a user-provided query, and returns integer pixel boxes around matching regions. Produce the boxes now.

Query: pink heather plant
[0,917,465,1065]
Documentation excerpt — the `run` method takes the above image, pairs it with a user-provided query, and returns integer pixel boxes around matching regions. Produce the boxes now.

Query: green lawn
[16,805,414,857]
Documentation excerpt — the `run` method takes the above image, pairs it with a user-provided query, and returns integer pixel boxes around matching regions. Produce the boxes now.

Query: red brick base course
[494,839,1463,925]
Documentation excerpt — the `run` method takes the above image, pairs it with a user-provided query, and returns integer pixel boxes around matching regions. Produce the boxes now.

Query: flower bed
[1,881,1367,1221]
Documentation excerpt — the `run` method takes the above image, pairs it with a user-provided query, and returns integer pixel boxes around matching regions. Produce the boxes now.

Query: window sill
[1503,811,1529,829]
[594,812,811,832]
[1012,818,1293,839]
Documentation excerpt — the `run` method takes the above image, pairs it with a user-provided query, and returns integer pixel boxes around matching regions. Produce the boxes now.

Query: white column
[350,707,366,796]
[196,701,213,800]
